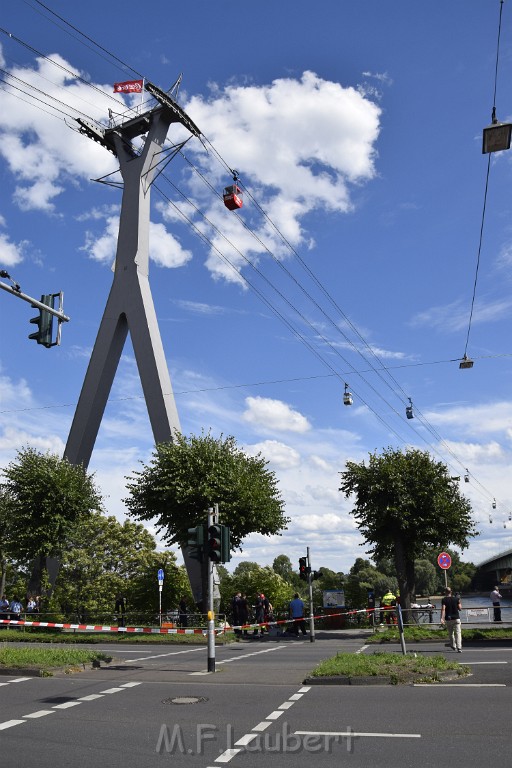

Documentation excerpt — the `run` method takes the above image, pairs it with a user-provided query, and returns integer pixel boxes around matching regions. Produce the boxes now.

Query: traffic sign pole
[157,569,164,627]
[437,552,452,589]
[207,507,216,673]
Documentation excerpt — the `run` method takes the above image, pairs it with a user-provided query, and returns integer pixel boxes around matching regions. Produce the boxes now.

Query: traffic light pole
[207,507,216,673]
[307,547,316,643]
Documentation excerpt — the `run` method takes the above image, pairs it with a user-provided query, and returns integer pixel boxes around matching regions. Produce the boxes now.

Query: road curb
[304,675,390,685]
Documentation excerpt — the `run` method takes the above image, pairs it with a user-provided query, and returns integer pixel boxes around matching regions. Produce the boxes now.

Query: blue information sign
[157,568,164,581]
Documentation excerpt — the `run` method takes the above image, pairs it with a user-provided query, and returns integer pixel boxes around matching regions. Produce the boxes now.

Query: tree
[423,548,476,594]
[124,432,289,606]
[339,447,476,614]
[0,447,103,601]
[272,554,299,586]
[53,511,191,620]
[220,562,294,619]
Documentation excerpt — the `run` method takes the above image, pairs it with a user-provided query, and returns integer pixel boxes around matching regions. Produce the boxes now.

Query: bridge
[473,548,512,591]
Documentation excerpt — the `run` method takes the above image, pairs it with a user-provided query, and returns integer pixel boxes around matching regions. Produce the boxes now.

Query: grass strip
[0,646,111,671]
[311,651,468,685]
[368,626,512,643]
[0,629,234,644]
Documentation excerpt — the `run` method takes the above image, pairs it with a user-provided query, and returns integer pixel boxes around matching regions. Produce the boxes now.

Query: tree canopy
[1,447,103,563]
[339,447,477,609]
[124,432,289,551]
[54,511,192,618]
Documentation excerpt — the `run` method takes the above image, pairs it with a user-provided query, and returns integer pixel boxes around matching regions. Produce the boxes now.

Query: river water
[423,594,512,624]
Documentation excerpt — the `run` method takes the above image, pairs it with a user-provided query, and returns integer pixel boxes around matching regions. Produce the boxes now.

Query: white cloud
[81,214,192,268]
[0,230,26,267]
[180,70,381,282]
[410,297,512,333]
[243,396,311,433]
[0,54,119,211]
[246,439,301,469]
[148,221,192,268]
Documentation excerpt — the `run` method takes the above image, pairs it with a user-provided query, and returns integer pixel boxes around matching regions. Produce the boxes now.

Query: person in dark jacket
[440,587,462,652]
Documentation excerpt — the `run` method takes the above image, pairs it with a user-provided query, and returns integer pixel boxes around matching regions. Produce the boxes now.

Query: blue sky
[1,0,512,575]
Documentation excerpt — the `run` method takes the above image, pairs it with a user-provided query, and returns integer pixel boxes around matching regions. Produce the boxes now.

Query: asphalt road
[1,631,511,767]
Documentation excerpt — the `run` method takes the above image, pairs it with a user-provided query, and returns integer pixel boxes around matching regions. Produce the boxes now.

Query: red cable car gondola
[223,172,243,210]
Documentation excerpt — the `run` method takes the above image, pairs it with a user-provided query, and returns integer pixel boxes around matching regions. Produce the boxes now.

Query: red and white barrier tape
[0,606,388,635]
[0,618,211,635]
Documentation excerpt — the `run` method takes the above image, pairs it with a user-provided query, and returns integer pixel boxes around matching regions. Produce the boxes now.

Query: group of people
[231,591,308,638]
[231,592,275,637]
[0,594,40,623]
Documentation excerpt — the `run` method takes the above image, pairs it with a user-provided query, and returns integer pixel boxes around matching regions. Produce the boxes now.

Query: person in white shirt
[490,586,503,622]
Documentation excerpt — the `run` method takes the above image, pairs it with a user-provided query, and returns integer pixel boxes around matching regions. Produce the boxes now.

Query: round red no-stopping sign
[437,552,452,570]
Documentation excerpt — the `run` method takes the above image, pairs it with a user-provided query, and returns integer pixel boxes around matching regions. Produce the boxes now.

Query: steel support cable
[159,173,416,426]
[1,50,126,123]
[173,148,424,415]
[22,0,145,80]
[197,142,417,404]
[174,151,496,484]
[178,150,415,411]
[189,147,504,502]
[0,73,82,121]
[0,26,137,119]
[158,177,496,483]
[463,0,504,357]
[157,171,507,490]
[0,66,104,123]
[153,182,412,445]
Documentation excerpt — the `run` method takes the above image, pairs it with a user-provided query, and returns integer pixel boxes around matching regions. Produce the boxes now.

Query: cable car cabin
[343,390,353,406]
[223,184,243,211]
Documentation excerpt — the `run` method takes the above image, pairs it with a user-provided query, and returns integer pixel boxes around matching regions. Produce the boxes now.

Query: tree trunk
[393,537,416,624]
[27,553,48,606]
[0,555,6,597]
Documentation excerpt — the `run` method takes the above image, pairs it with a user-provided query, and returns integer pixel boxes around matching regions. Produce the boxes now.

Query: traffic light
[299,557,308,581]
[221,524,231,563]
[208,524,222,562]
[187,525,204,562]
[29,294,54,347]
[311,569,322,581]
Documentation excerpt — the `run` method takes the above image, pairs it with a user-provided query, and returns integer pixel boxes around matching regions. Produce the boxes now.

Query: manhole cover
[163,696,208,705]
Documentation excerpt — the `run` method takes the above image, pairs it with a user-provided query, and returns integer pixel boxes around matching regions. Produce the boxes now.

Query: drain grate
[163,696,208,705]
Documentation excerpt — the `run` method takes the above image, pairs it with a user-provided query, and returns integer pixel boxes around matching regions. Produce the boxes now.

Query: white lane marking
[215,748,242,762]
[296,730,421,738]
[119,682,142,687]
[23,710,55,719]
[266,710,284,720]
[298,686,311,692]
[8,677,32,683]
[190,644,286,674]
[463,661,507,664]
[99,687,126,694]
[53,701,81,709]
[0,720,27,729]
[278,701,294,710]
[128,648,204,663]
[414,683,506,687]
[289,693,303,700]
[234,733,259,746]
[356,645,369,654]
[78,694,104,701]
[252,721,272,732]
[0,683,9,687]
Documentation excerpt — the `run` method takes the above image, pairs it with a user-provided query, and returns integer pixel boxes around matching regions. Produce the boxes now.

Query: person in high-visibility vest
[381,589,397,625]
